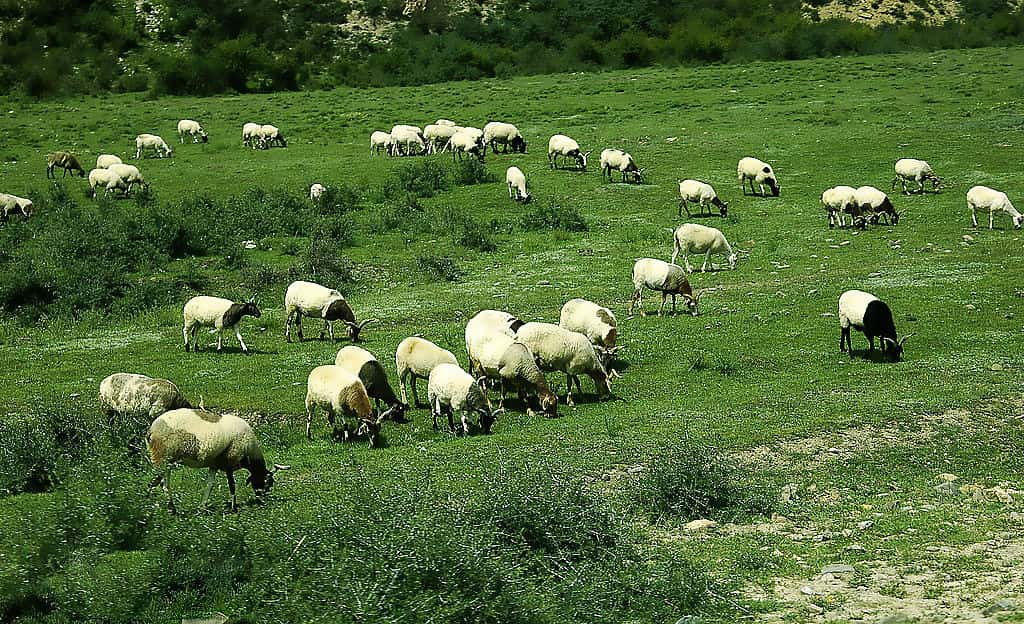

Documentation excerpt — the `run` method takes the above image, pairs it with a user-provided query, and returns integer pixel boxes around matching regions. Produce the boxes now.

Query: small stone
[627,465,643,474]
[537,280,551,285]
[800,585,818,596]
[827,447,841,454]
[821,563,856,575]
[938,473,958,482]
[821,312,835,318]
[983,599,1016,616]
[962,234,974,242]
[990,363,1004,371]
[685,519,717,532]
[781,483,799,503]
[845,543,866,552]
[990,487,1013,503]
[840,241,851,246]
[69,393,81,399]
[868,271,881,278]
[1009,512,1024,523]
[934,481,958,495]
[857,520,874,530]
[807,603,824,614]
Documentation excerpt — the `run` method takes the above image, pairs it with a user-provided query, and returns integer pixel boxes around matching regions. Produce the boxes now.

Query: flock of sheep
[15,113,1021,513]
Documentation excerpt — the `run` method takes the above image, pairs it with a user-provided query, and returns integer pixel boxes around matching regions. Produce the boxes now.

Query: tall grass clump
[416,254,463,282]
[521,201,588,232]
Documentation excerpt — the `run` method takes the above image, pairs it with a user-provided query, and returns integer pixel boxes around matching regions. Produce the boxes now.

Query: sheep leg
[970,207,978,228]
[565,374,575,407]
[235,329,248,354]
[296,315,304,341]
[460,411,471,435]
[305,399,316,439]
[226,471,237,511]
[990,210,995,230]
[201,468,218,508]
[216,330,223,351]
[152,468,177,513]
[191,326,201,351]
[183,324,191,351]
[702,249,712,272]
[628,288,642,316]
[284,310,293,342]
[398,371,410,405]
[430,397,440,431]
[672,294,677,314]
[447,408,456,434]
[411,374,422,407]
[867,335,875,351]
[658,292,667,316]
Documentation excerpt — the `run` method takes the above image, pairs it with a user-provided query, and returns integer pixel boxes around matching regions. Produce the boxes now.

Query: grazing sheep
[258,124,287,149]
[395,336,459,406]
[436,119,458,127]
[107,163,145,193]
[629,258,701,317]
[838,290,911,360]
[46,151,86,178]
[147,408,288,512]
[737,157,779,197]
[242,122,262,149]
[558,298,620,368]
[370,130,395,156]
[390,125,426,156]
[505,166,531,202]
[483,121,527,154]
[465,310,523,350]
[99,373,191,421]
[96,154,122,169]
[892,158,941,194]
[135,134,172,159]
[284,280,375,343]
[967,185,1023,229]
[821,185,857,228]
[0,193,34,218]
[183,295,261,354]
[310,183,325,201]
[467,333,558,417]
[427,363,500,435]
[600,148,643,183]
[177,119,209,144]
[305,365,385,446]
[678,179,728,218]
[513,322,614,407]
[88,168,128,197]
[335,346,409,422]
[548,135,590,170]
[854,185,899,225]
[449,129,485,162]
[670,223,738,272]
[423,124,459,154]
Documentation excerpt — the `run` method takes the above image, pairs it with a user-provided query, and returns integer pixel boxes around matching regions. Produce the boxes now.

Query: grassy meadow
[2,46,1024,623]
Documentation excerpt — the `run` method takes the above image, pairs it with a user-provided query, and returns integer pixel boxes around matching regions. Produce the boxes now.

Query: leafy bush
[453,217,498,252]
[384,160,450,199]
[0,406,94,496]
[452,159,497,186]
[521,201,589,232]
[416,254,462,282]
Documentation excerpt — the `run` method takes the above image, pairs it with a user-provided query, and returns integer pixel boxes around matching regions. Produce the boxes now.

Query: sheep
[147,408,288,512]
[967,185,1023,230]
[821,185,857,228]
[465,310,523,348]
[505,166,531,202]
[483,121,527,154]
[284,280,376,343]
[854,185,899,226]
[335,346,409,422]
[670,223,738,273]
[678,179,728,218]
[838,290,911,361]
[99,373,191,421]
[600,148,643,183]
[305,365,385,446]
[87,168,128,197]
[514,322,615,407]
[107,163,146,193]
[46,151,86,178]
[177,119,209,144]
[370,130,395,156]
[242,122,262,149]
[0,193,34,218]
[548,134,590,170]
[559,298,618,351]
[390,125,426,156]
[423,124,458,154]
[426,363,501,435]
[435,119,458,127]
[628,258,702,317]
[449,129,485,162]
[468,333,558,417]
[737,157,779,197]
[183,295,261,354]
[135,134,173,159]
[96,154,122,169]
[258,124,287,149]
[310,183,325,201]
[891,158,941,194]
[395,336,459,407]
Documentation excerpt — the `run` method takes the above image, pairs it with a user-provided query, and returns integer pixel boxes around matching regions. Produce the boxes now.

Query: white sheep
[737,157,779,196]
[370,130,395,156]
[99,373,191,420]
[435,119,458,127]
[305,365,384,446]
[678,179,728,218]
[107,163,145,193]
[629,258,702,317]
[839,290,911,360]
[892,158,941,194]
[334,346,408,420]
[242,122,262,149]
[427,363,500,434]
[600,148,643,183]
[513,322,614,407]
[177,119,208,144]
[854,185,899,226]
[258,124,287,149]
[967,185,1022,229]
[423,124,458,154]
[465,310,522,351]
[467,332,558,416]
[821,185,857,228]
[395,336,459,407]
[135,133,172,159]
[483,121,527,154]
[505,166,530,202]
[87,168,128,197]
[96,154,122,169]
[548,134,590,170]
[147,408,288,512]
[0,193,34,218]
[390,125,426,156]
[449,129,485,162]
[183,295,261,354]
[670,223,738,272]
[284,280,375,343]
[310,183,325,201]
[559,298,618,350]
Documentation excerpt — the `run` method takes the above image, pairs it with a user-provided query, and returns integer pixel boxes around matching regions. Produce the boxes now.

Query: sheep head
[345,318,377,342]
[538,390,559,417]
[767,178,780,196]
[682,290,704,316]
[1015,214,1024,229]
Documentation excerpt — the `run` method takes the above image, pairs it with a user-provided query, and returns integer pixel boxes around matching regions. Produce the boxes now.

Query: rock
[1009,512,1024,523]
[807,603,824,615]
[938,473,958,482]
[962,234,974,242]
[982,599,1016,616]
[821,563,856,576]
[990,487,1013,503]
[800,585,818,596]
[537,280,551,285]
[821,312,835,318]
[934,481,958,496]
[868,271,881,278]
[857,520,874,530]
[685,519,717,533]
[781,483,799,503]
[840,241,851,246]
[182,615,229,624]
[673,617,701,624]
[990,363,1004,371]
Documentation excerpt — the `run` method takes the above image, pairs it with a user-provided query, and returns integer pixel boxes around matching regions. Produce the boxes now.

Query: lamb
[46,151,86,178]
[135,134,173,159]
[427,363,501,435]
[854,186,899,225]
[107,163,146,193]
[821,185,857,228]
[629,258,701,317]
[96,154,122,169]
[395,336,459,407]
[305,365,386,446]
[0,193,34,218]
[967,185,1023,230]
[257,124,287,149]
[284,280,376,343]
[87,168,128,197]
[737,157,779,197]
[370,130,395,156]
[423,124,458,154]
[600,148,643,183]
[242,122,262,149]
[513,322,614,407]
[310,183,325,201]
[183,295,261,354]
[483,121,527,154]
[147,408,288,512]
[891,158,941,194]
[548,135,590,170]
[505,166,531,202]
[335,346,409,422]
[670,223,738,272]
[390,125,426,156]
[99,373,191,421]
[558,298,621,367]
[678,179,728,218]
[838,290,911,361]
[177,119,209,144]
[449,129,485,162]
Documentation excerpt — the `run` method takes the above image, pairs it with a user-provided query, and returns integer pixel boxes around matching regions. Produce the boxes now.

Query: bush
[451,159,497,186]
[0,406,94,496]
[384,160,450,199]
[416,254,462,282]
[453,217,498,252]
[521,201,588,232]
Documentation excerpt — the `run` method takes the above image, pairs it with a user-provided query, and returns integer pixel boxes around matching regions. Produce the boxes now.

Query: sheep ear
[898,333,914,346]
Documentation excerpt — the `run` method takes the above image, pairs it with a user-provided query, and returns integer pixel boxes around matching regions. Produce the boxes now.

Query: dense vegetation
[2,0,1024,96]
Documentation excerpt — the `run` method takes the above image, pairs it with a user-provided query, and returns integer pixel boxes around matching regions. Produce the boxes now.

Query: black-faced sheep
[183,295,261,354]
[284,280,375,343]
[335,346,409,422]
[305,365,385,446]
[838,290,911,361]
[737,157,779,197]
[629,258,702,317]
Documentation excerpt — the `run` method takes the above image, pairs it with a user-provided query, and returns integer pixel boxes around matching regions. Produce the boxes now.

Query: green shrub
[452,159,497,186]
[384,160,450,199]
[416,254,462,282]
[0,406,94,496]
[521,201,589,232]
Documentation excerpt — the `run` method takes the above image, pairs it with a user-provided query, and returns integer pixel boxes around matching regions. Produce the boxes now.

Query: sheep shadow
[846,348,898,364]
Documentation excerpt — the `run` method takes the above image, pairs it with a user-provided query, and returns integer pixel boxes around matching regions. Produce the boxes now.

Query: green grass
[3,46,1024,623]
